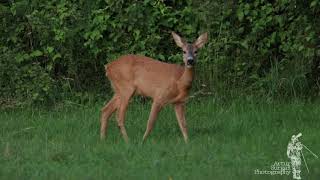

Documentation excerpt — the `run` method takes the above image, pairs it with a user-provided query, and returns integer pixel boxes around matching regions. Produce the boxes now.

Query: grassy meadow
[1,97,320,180]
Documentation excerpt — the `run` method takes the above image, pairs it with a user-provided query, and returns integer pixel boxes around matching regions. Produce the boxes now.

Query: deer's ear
[172,32,186,48]
[193,32,208,49]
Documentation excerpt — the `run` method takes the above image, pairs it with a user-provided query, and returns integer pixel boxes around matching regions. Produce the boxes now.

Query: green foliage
[0,0,320,106]
[194,0,320,98]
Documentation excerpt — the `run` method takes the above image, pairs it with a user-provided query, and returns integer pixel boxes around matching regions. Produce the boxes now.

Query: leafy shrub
[0,0,319,107]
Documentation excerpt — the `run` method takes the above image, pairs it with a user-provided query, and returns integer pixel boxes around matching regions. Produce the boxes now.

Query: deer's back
[105,55,184,98]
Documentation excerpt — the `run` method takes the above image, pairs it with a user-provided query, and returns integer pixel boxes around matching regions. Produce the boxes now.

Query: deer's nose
[187,57,194,65]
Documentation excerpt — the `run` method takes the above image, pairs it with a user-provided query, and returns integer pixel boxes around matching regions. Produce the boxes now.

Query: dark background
[1,0,319,107]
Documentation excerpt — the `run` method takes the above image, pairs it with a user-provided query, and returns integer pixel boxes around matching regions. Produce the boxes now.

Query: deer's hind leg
[100,95,119,140]
[116,87,135,143]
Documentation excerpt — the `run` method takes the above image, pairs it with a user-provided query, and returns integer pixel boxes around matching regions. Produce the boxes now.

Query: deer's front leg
[142,102,162,142]
[174,103,188,143]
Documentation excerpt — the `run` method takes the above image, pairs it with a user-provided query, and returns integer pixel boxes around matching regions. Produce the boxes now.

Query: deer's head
[172,32,208,68]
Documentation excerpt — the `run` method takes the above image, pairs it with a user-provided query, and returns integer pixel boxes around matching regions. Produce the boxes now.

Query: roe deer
[100,32,208,143]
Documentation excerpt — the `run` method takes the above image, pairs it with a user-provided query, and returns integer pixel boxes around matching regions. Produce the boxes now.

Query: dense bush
[0,0,319,106]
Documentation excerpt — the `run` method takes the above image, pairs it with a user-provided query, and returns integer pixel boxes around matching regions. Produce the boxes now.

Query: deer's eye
[183,51,187,54]
[194,51,197,54]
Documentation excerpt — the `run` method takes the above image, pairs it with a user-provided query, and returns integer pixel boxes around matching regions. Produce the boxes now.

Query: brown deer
[100,32,208,143]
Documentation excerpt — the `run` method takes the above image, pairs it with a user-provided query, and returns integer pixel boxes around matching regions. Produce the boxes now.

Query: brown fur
[100,32,208,143]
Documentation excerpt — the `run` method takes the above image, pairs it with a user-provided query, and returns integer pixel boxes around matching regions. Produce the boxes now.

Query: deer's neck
[178,66,194,89]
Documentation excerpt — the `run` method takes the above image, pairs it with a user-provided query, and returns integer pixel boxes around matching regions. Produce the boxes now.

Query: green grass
[1,98,320,180]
